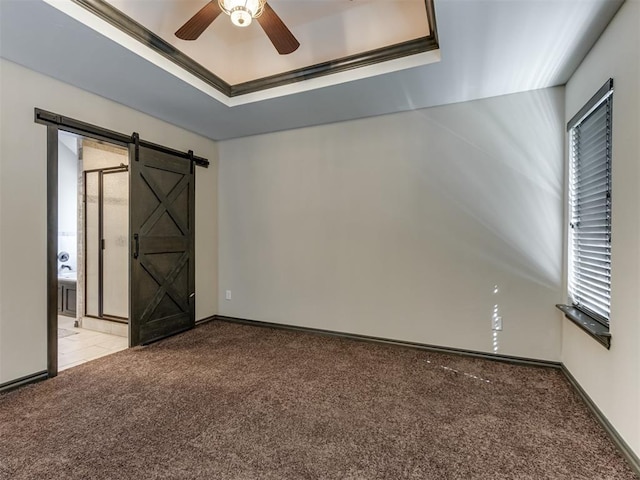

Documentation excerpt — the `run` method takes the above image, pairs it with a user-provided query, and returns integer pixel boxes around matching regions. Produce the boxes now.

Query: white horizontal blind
[568,91,612,324]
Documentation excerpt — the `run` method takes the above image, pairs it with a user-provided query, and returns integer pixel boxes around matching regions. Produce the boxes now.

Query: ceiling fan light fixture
[219,0,265,27]
[230,7,252,27]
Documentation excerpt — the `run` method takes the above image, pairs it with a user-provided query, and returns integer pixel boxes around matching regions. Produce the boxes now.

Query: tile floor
[58,316,128,371]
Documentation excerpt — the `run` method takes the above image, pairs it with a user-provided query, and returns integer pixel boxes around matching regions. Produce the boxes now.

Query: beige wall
[0,59,218,385]
[218,87,565,361]
[562,0,640,456]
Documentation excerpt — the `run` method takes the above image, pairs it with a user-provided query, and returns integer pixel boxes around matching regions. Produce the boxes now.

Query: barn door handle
[189,293,195,299]
[133,234,139,258]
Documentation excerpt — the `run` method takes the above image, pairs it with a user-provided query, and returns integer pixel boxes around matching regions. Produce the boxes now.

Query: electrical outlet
[492,316,503,331]
[225,290,232,300]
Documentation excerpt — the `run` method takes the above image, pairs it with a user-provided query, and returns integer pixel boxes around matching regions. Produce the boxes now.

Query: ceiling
[0,0,624,141]
[107,0,433,85]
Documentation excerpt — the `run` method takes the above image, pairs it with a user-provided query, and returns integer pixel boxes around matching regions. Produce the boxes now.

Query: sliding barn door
[129,136,195,346]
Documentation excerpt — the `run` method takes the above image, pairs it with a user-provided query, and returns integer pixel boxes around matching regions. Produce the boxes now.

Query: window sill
[556,304,611,349]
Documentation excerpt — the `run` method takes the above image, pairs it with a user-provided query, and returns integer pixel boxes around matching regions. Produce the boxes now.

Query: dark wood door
[129,140,195,346]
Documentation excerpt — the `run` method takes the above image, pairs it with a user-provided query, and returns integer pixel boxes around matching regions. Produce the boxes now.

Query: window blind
[568,85,612,325]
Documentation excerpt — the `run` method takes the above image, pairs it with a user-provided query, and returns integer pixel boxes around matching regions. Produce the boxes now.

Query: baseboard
[0,371,48,394]
[561,365,640,476]
[214,315,562,369]
[195,315,216,326]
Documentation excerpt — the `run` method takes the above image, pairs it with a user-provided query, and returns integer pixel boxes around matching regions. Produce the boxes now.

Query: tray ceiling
[0,0,624,140]
[72,0,438,98]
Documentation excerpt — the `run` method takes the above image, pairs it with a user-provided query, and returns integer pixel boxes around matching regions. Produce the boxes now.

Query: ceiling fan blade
[256,3,300,55]
[175,1,222,40]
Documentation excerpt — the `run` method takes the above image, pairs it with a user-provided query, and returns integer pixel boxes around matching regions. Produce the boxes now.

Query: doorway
[57,132,129,371]
[38,108,208,377]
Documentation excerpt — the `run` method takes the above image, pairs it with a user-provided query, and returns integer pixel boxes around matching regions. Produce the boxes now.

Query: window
[567,79,613,329]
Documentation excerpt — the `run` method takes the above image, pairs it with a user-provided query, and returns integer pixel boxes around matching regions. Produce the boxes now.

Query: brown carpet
[0,321,636,480]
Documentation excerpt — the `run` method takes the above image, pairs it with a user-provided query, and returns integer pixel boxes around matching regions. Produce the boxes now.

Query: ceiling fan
[175,0,300,55]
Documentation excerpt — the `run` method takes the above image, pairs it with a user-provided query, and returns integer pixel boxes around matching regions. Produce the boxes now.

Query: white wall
[562,0,640,456]
[0,59,218,385]
[218,87,565,361]
[58,139,78,272]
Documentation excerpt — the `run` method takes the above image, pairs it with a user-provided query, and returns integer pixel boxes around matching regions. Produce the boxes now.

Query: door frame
[84,165,130,323]
[36,108,209,378]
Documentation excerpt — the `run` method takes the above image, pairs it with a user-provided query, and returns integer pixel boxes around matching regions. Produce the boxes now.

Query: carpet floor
[0,321,636,480]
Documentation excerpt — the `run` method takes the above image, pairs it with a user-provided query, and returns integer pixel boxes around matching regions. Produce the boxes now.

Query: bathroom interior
[57,131,130,370]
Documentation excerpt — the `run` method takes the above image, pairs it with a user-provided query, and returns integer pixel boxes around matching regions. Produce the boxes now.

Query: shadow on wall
[218,87,565,357]
[403,88,564,289]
